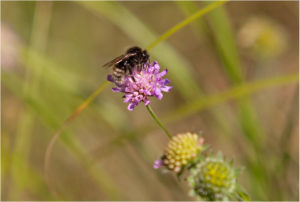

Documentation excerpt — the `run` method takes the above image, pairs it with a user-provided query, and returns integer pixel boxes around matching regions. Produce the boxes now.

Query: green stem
[146,105,172,138]
[145,0,227,50]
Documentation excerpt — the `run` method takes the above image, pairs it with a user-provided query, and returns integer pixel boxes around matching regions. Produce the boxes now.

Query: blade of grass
[2,145,53,200]
[16,44,133,198]
[9,3,53,200]
[145,0,227,50]
[175,1,238,144]
[16,42,128,199]
[2,71,122,200]
[175,2,264,198]
[203,1,265,141]
[203,2,270,198]
[20,48,82,95]
[20,49,130,131]
[175,1,209,40]
[44,81,110,198]
[204,2,244,84]
[19,47,130,130]
[276,88,299,200]
[166,74,298,123]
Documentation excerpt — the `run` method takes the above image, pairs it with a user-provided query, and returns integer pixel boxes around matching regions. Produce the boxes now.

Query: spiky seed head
[188,157,236,201]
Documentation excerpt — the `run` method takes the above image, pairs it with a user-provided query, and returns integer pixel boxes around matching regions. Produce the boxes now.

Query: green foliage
[188,155,238,201]
[2,1,298,201]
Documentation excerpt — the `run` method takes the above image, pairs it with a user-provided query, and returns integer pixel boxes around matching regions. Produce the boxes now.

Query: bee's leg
[128,67,133,75]
[137,64,142,72]
[130,73,136,82]
[126,64,136,82]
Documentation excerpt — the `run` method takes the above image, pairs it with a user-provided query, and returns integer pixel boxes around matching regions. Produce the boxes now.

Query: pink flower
[107,61,172,110]
[153,159,164,169]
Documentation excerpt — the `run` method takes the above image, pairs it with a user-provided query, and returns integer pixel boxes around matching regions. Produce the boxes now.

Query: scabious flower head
[107,61,172,111]
[154,132,204,173]
[188,156,236,201]
[237,16,288,59]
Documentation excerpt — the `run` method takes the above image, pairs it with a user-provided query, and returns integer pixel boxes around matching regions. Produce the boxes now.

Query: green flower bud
[188,157,236,201]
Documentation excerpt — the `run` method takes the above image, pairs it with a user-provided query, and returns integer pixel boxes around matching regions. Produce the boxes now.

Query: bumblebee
[103,46,149,84]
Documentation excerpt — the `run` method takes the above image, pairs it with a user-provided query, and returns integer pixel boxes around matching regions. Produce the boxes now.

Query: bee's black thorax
[110,46,150,85]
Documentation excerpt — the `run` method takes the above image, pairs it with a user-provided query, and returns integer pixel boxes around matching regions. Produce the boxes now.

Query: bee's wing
[102,52,137,68]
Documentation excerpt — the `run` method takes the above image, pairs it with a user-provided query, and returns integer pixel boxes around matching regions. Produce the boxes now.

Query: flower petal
[157,68,168,78]
[155,88,163,100]
[127,103,135,111]
[144,99,150,106]
[148,63,155,73]
[144,89,152,96]
[153,61,160,73]
[160,78,170,85]
[107,75,114,82]
[123,94,132,103]
[161,85,173,92]
[153,159,163,169]
[112,87,121,92]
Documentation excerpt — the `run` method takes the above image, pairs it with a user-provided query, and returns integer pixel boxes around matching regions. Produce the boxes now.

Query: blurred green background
[1,1,299,201]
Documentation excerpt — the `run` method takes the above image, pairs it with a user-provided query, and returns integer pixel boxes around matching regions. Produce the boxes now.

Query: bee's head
[126,46,142,54]
[142,50,149,63]
[126,46,149,63]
